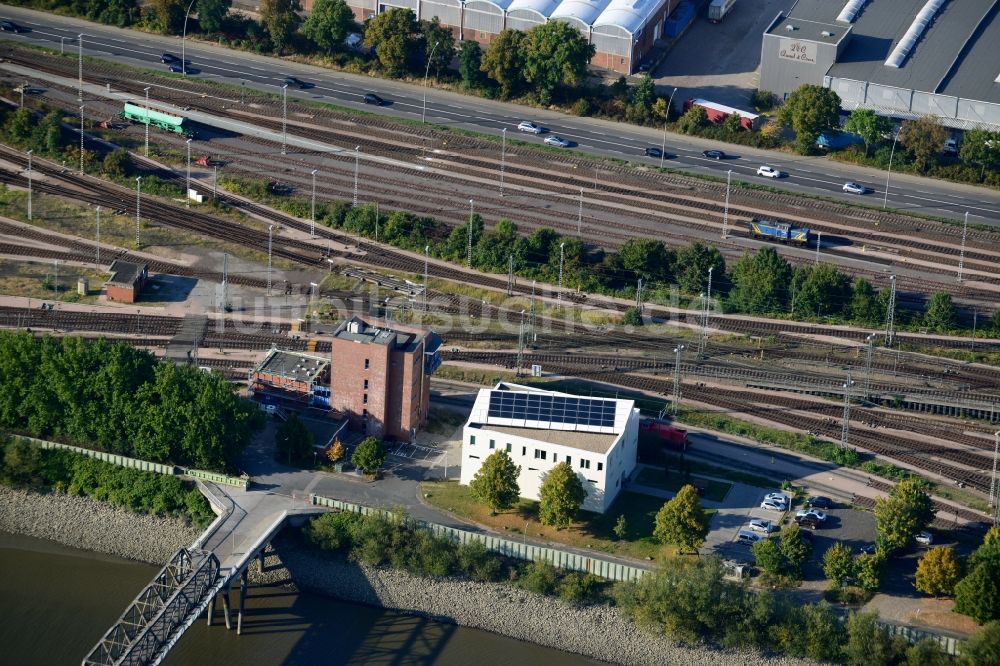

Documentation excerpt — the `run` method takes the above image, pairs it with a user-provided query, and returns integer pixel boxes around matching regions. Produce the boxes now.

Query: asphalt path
[1,6,999,226]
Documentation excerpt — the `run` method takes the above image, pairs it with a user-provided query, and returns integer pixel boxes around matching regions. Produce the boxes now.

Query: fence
[878,622,962,657]
[13,435,250,490]
[308,493,649,583]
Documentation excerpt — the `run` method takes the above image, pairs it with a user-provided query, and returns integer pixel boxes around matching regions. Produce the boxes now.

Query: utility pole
[577,188,584,237]
[636,278,643,312]
[353,146,360,206]
[558,242,565,300]
[972,308,978,353]
[143,87,151,157]
[957,211,969,282]
[530,280,537,342]
[516,310,526,376]
[222,252,229,313]
[507,254,514,296]
[863,334,875,402]
[135,176,142,248]
[26,150,32,221]
[721,169,732,238]
[500,128,507,197]
[267,224,274,296]
[310,169,317,237]
[672,345,685,416]
[213,164,218,199]
[421,41,440,124]
[79,105,85,174]
[374,201,379,242]
[884,275,897,346]
[78,34,83,101]
[841,372,855,449]
[699,266,713,356]
[281,84,288,156]
[815,231,822,264]
[467,199,474,267]
[95,206,101,268]
[53,259,59,300]
[423,245,430,311]
[185,137,192,198]
[991,430,1000,520]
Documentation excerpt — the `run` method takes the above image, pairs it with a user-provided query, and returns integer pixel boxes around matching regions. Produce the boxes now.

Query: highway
[1,5,999,226]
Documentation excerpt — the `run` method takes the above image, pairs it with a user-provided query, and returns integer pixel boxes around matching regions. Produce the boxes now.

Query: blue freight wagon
[749,219,810,246]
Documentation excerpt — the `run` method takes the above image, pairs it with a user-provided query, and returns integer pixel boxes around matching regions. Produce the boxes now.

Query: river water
[1,532,596,666]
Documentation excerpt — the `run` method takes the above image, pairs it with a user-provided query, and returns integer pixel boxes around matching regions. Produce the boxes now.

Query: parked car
[795,515,821,530]
[702,149,726,159]
[748,519,777,534]
[544,135,570,148]
[795,508,827,522]
[518,121,543,134]
[160,53,179,63]
[284,76,309,89]
[916,531,934,546]
[0,20,27,33]
[760,500,787,512]
[756,165,783,178]
[943,138,958,154]
[764,492,790,505]
[806,496,833,509]
[737,530,764,545]
[857,544,877,555]
[843,181,869,195]
[363,93,386,105]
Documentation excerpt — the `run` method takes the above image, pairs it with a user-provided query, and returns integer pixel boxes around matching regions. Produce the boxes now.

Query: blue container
[665,2,695,38]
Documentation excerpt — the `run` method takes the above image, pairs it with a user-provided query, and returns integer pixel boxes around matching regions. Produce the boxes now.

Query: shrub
[456,540,501,582]
[557,571,603,604]
[517,560,560,596]
[306,511,361,551]
[571,98,593,117]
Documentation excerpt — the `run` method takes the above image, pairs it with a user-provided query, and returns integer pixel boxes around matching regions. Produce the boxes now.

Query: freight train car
[122,102,195,137]
[749,218,810,246]
[639,419,690,451]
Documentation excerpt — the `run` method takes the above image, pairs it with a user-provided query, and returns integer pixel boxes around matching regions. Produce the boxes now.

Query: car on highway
[737,530,764,545]
[806,496,833,509]
[1,19,27,33]
[756,165,783,178]
[363,93,386,106]
[544,135,570,148]
[760,499,787,512]
[702,149,726,159]
[795,508,827,522]
[644,147,675,159]
[167,63,187,73]
[284,76,310,89]
[843,181,870,195]
[160,53,179,63]
[518,121,543,134]
[916,531,934,546]
[748,519,777,534]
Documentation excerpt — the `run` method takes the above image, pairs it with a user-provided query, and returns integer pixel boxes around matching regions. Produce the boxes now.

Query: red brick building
[105,260,148,304]
[250,348,332,407]
[330,317,442,440]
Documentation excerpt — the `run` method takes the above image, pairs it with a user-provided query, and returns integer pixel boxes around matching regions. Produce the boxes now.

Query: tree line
[0,332,262,471]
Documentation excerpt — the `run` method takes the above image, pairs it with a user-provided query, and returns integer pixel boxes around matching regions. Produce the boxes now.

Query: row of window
[469,436,602,472]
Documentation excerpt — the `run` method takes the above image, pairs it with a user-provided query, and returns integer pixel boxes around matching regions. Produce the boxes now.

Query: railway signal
[467,199,474,268]
[558,242,565,300]
[185,138,193,200]
[577,188,584,237]
[863,334,875,401]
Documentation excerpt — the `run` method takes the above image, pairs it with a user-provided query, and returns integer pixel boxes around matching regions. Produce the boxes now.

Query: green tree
[457,40,483,89]
[915,546,962,597]
[521,21,594,104]
[196,0,231,33]
[855,552,884,592]
[102,148,131,178]
[904,638,949,666]
[480,29,525,99]
[780,523,811,576]
[473,218,518,271]
[923,291,956,332]
[351,436,386,475]
[751,538,784,575]
[652,484,710,553]
[899,115,947,173]
[955,560,1000,624]
[260,0,303,53]
[675,104,708,135]
[274,412,313,464]
[629,75,655,122]
[875,479,935,554]
[843,108,893,156]
[959,128,1000,182]
[778,84,842,154]
[618,238,672,282]
[4,107,34,143]
[613,514,628,540]
[823,541,854,587]
[538,461,586,527]
[845,611,894,666]
[149,0,187,33]
[721,111,743,135]
[468,450,521,514]
[302,0,353,53]
[33,110,65,154]
[961,621,1000,665]
[420,17,454,77]
[674,242,725,294]
[622,307,643,327]
[727,247,791,314]
[792,263,852,318]
[850,277,881,325]
[970,526,1000,570]
[97,0,140,26]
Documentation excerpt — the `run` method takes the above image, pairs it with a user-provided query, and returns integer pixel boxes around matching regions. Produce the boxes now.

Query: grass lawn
[421,479,674,560]
[634,467,732,503]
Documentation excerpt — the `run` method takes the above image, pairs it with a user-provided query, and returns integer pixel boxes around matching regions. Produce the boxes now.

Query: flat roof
[766,15,850,46]
[255,348,329,383]
[471,423,617,455]
[333,316,419,351]
[107,260,146,286]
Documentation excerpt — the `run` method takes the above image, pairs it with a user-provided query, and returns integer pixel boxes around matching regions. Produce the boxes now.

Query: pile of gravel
[256,536,816,666]
[0,486,202,564]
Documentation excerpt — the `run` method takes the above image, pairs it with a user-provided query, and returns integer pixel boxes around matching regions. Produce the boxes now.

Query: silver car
[760,500,787,512]
[544,135,569,148]
[517,121,543,134]
[843,181,868,194]
[748,519,776,534]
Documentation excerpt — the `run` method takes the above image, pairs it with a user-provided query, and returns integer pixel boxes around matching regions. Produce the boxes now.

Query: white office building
[459,383,640,514]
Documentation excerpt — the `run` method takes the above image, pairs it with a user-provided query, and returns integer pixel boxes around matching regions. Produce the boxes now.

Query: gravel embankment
[0,486,203,564]
[254,535,817,666]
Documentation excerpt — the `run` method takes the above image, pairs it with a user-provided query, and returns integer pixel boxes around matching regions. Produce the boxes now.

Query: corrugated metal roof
[465,0,514,11]
[550,0,613,27]
[594,0,667,35]
[506,0,560,17]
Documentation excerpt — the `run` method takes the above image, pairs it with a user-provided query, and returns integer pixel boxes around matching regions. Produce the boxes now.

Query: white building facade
[459,383,640,514]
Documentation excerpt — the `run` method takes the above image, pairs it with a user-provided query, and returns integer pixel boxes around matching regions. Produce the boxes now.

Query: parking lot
[387,441,447,468]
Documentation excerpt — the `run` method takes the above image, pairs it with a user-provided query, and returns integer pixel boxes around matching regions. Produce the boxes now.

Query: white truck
[708,0,736,22]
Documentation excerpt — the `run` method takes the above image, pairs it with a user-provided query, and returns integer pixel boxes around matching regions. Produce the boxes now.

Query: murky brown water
[1,532,596,665]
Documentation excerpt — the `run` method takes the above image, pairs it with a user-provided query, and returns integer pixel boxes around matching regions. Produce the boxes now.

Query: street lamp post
[500,128,507,197]
[421,41,440,124]
[558,242,565,299]
[815,231,822,264]
[95,206,101,268]
[841,373,855,449]
[721,169,732,238]
[181,0,198,76]
[660,87,677,169]
[863,334,875,401]
[353,146,360,206]
[267,225,274,296]
[143,86,151,157]
[882,130,900,210]
[135,176,142,248]
[281,84,288,155]
[467,199,474,267]
[423,245,430,311]
[885,275,897,346]
[672,345,685,415]
[957,211,969,282]
[26,150,32,221]
[78,34,83,101]
[79,105,85,174]
[310,169,317,237]
[577,188,583,237]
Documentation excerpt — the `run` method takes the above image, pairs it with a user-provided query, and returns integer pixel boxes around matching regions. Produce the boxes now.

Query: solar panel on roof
[486,391,616,428]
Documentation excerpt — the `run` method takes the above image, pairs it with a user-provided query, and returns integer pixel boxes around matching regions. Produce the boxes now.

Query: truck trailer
[683,98,760,131]
[708,0,737,22]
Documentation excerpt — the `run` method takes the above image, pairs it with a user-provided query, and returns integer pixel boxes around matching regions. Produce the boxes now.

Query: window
[528,467,538,471]
[534,449,547,460]
[522,446,527,456]
[363,379,369,390]
[469,454,480,459]
[364,358,370,370]
[580,459,591,469]
[565,456,571,467]
[470,435,476,446]
[552,453,557,463]
[363,393,368,405]
[362,409,368,417]
[489,439,495,450]
[506,443,512,453]
[597,462,603,471]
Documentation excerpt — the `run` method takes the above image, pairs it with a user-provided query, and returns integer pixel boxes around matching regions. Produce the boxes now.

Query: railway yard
[1,33,1000,539]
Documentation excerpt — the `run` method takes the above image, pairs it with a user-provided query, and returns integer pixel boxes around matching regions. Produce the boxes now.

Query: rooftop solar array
[487,391,617,428]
